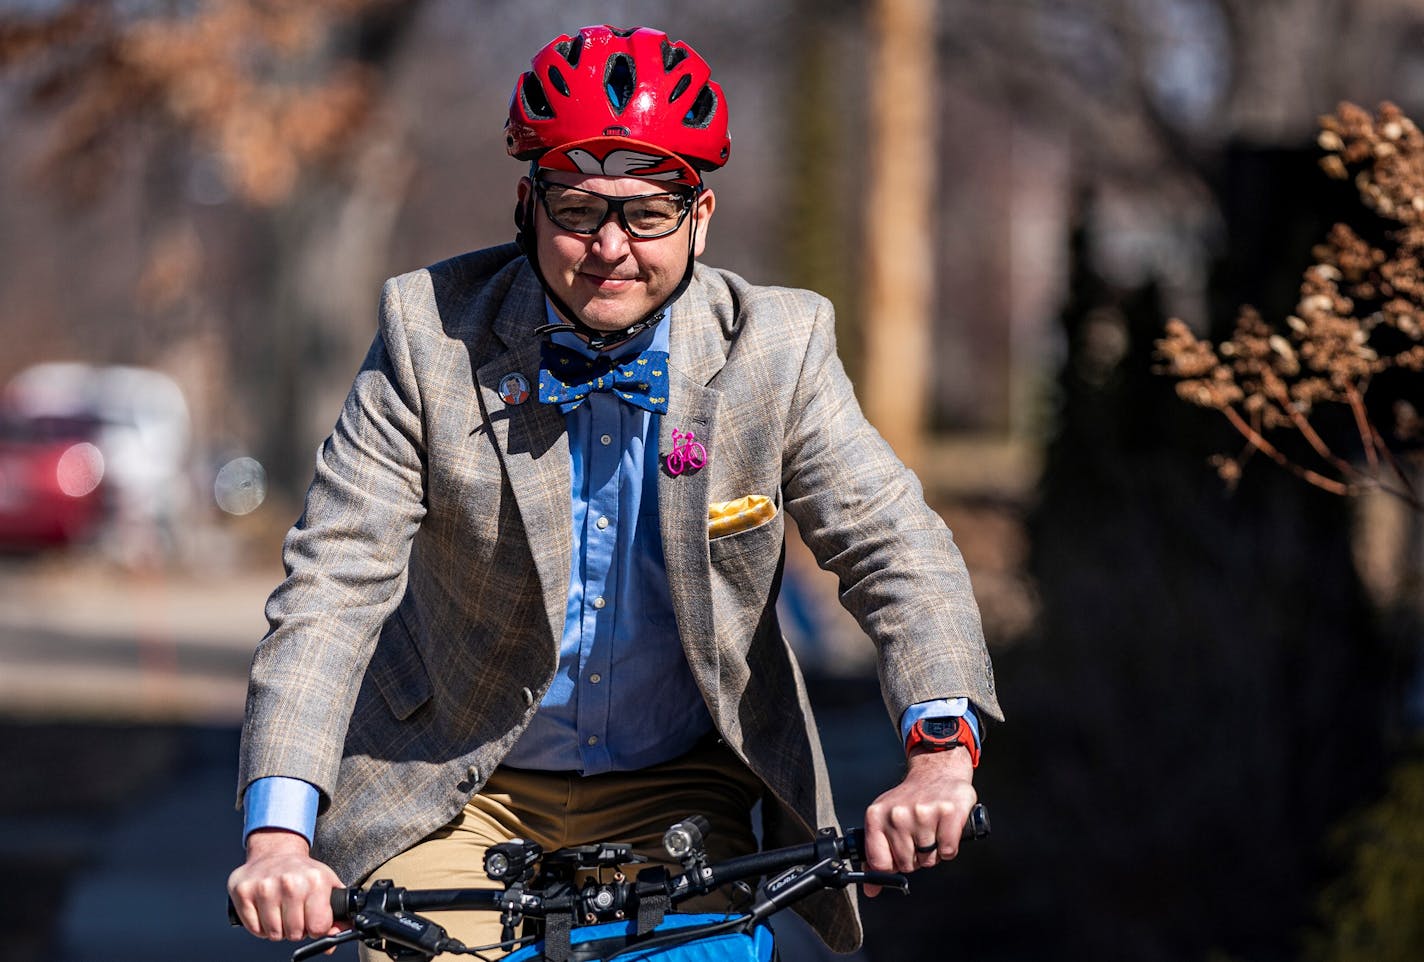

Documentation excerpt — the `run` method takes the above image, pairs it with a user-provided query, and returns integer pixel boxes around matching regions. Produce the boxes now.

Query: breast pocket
[709,493,784,583]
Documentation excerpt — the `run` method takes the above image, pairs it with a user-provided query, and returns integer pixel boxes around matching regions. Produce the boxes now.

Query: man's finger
[863,817,893,870]
[935,807,966,860]
[913,836,939,869]
[280,887,307,942]
[869,798,921,873]
[231,895,262,938]
[254,891,286,941]
[862,809,894,898]
[303,883,335,940]
[884,809,921,873]
[299,887,331,939]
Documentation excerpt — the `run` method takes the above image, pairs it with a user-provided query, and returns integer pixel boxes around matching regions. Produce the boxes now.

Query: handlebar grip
[964,803,990,840]
[227,889,355,926]
[331,887,355,921]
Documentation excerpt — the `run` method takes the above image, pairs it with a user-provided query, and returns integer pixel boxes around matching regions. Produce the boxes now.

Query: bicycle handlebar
[317,802,989,923]
[231,804,990,960]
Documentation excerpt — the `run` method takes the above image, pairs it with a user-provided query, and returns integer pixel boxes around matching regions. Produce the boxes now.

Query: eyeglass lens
[539,183,690,238]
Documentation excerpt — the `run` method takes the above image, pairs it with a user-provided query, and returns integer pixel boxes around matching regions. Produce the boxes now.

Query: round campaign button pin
[499,372,530,406]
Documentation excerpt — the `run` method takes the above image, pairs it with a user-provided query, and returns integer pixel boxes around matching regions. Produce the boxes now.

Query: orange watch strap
[906,715,981,768]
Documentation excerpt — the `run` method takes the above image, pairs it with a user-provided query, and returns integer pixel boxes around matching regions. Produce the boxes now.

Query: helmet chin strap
[517,188,701,353]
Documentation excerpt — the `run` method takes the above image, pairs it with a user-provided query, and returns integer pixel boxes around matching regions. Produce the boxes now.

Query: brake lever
[292,929,359,961]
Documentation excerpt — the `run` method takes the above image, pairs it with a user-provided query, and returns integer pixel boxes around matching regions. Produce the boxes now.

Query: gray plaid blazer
[238,244,1002,951]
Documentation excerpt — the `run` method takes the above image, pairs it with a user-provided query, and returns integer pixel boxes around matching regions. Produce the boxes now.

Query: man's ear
[691,186,716,258]
[515,177,533,229]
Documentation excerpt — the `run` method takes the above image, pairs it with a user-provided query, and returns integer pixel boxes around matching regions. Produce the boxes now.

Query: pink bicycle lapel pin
[665,428,707,476]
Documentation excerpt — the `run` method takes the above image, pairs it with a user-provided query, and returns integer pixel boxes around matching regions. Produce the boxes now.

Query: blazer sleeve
[237,276,429,810]
[779,295,1003,726]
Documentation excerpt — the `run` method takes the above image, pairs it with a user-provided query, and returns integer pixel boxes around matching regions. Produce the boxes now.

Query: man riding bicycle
[228,24,1002,958]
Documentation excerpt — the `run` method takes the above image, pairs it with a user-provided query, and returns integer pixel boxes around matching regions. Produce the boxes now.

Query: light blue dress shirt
[243,301,979,843]
[501,309,714,771]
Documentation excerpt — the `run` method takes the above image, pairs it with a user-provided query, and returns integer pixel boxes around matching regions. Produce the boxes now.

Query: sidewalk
[0,557,277,723]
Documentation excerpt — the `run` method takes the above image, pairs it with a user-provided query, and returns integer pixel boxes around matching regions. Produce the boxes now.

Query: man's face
[518,170,716,336]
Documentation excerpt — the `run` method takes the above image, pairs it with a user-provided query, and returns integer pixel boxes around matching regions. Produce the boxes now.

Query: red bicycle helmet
[506,25,730,187]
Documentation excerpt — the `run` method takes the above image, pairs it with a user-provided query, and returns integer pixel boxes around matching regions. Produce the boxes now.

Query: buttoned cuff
[243,776,319,846]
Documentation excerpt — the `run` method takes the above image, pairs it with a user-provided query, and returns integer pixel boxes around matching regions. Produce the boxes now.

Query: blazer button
[521,687,534,706]
[456,764,480,794]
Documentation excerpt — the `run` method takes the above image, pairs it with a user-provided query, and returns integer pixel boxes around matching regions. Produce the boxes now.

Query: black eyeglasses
[534,180,695,239]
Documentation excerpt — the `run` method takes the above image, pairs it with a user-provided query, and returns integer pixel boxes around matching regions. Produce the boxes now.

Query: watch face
[921,718,960,741]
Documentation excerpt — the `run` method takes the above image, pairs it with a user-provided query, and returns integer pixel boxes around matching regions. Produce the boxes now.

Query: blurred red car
[0,413,108,549]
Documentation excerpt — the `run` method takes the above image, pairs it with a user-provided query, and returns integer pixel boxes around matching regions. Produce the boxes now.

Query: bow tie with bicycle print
[537,341,670,415]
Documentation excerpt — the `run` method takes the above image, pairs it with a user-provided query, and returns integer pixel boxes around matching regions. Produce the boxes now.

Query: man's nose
[590,215,631,259]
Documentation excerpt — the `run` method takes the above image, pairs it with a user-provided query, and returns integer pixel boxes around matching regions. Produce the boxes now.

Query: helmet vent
[546,64,570,97]
[669,74,691,103]
[521,72,555,120]
[661,40,688,72]
[683,85,717,129]
[608,26,637,38]
[554,36,583,67]
[605,54,636,114]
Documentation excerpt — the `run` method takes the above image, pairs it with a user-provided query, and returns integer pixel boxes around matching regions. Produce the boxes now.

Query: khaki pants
[357,739,763,959]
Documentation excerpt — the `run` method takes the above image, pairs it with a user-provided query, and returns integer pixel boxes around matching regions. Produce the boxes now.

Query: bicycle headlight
[662,815,711,860]
[484,839,542,884]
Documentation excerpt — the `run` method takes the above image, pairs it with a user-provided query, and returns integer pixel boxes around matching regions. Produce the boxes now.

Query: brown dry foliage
[1156,102,1424,510]
[0,0,390,205]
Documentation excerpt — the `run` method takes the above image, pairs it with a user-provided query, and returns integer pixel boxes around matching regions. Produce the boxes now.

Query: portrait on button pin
[499,372,530,405]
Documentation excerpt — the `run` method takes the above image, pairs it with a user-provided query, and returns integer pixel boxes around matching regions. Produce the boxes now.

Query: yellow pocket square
[707,495,777,539]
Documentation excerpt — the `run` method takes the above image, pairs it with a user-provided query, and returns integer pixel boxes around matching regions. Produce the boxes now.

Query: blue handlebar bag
[502,913,773,961]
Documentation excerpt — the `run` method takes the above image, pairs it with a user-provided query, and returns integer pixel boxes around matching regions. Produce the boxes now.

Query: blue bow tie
[537,341,670,414]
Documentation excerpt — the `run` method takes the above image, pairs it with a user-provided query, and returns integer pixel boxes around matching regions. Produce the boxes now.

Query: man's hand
[862,746,976,897]
[228,828,346,942]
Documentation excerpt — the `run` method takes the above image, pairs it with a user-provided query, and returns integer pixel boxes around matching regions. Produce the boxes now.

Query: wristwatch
[905,715,981,767]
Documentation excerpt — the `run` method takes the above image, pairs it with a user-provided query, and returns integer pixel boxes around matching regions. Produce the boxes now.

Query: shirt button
[600,434,613,446]
[587,735,599,746]
[589,673,602,684]
[593,596,606,609]
[596,516,609,530]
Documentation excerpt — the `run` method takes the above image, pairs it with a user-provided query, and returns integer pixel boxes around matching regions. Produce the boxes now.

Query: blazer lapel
[659,369,722,708]
[661,272,731,710]
[670,267,733,385]
[472,263,573,649]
